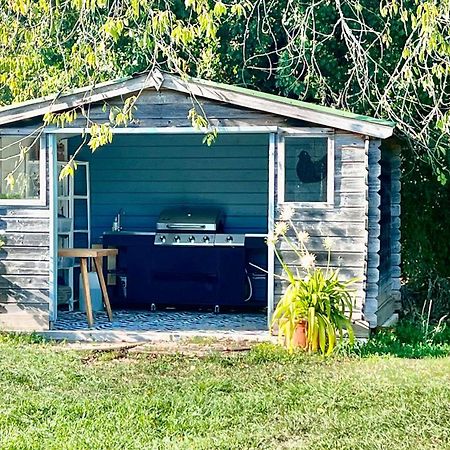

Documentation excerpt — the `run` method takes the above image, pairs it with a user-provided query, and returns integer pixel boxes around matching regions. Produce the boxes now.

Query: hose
[244,268,253,302]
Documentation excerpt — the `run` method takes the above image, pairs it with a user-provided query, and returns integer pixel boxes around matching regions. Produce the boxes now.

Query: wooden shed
[0,69,399,336]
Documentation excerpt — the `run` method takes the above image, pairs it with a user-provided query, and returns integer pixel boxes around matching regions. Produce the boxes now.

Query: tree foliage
[0,0,241,105]
[1,0,450,284]
[2,0,450,173]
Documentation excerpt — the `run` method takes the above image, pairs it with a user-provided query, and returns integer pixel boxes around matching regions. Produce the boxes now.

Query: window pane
[73,164,87,196]
[0,136,40,200]
[284,137,328,202]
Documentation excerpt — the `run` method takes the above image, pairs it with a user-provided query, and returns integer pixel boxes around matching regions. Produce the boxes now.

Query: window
[280,135,334,205]
[0,136,46,205]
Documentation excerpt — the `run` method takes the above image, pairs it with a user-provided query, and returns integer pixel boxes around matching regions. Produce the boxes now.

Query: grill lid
[156,207,223,232]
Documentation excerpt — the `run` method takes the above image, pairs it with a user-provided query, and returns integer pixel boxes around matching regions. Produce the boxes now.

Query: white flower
[266,233,278,246]
[323,237,333,251]
[296,230,309,243]
[300,253,316,270]
[274,221,289,237]
[280,204,294,221]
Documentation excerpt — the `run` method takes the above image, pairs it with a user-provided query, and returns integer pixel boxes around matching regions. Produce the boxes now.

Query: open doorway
[53,132,272,334]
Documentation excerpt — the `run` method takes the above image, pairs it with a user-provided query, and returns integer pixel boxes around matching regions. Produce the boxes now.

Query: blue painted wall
[68,133,269,243]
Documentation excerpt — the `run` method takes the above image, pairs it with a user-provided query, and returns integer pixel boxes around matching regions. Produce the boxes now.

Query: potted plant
[269,206,356,355]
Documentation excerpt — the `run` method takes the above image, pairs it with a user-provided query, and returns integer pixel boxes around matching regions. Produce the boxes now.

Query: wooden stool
[58,248,118,327]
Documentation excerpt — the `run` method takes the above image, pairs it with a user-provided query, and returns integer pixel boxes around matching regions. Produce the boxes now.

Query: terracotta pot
[292,321,308,349]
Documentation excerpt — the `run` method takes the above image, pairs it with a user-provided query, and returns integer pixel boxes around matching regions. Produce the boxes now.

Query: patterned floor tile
[54,309,268,332]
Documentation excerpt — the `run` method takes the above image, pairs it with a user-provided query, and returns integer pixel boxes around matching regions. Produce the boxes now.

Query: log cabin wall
[0,82,397,333]
[365,139,382,328]
[377,143,401,325]
[274,133,370,327]
[0,148,50,331]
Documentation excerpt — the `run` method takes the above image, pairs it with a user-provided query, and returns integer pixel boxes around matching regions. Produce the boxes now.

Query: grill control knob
[203,235,210,243]
[174,235,181,243]
[159,235,166,243]
[226,235,233,243]
[189,235,196,243]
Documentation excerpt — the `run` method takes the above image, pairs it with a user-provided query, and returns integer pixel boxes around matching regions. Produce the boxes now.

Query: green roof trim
[186,76,396,128]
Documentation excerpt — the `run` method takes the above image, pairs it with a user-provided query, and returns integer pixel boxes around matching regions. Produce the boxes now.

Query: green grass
[1,338,450,450]
[351,319,450,358]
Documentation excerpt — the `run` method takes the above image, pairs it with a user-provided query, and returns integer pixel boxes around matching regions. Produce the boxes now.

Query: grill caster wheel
[150,303,156,312]
[214,305,220,314]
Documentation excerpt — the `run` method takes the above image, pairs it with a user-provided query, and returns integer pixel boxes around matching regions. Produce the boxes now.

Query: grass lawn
[1,337,450,450]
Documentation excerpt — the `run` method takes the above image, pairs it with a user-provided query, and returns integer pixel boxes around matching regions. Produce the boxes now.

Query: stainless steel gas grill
[151,207,247,310]
[155,207,245,247]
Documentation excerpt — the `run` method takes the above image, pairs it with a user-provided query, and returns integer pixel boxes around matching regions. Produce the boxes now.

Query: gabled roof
[0,68,395,138]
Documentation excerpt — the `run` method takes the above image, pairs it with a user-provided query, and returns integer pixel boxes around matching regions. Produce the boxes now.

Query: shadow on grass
[247,320,450,362]
[352,331,450,359]
[336,319,450,359]
[354,338,450,358]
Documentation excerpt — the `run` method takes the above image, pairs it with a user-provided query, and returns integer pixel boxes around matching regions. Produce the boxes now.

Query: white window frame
[278,132,335,208]
[0,135,47,206]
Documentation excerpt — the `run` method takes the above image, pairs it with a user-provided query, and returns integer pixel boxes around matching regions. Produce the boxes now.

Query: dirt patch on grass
[58,338,255,363]
[128,339,253,356]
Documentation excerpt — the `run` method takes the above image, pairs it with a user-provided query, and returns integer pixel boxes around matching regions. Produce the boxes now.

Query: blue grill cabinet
[102,232,260,310]
[102,233,155,308]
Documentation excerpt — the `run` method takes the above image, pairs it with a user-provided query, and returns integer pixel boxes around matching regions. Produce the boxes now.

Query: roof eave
[0,70,164,127]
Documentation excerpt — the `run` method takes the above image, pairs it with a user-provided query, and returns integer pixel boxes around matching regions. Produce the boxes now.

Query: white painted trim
[1,126,325,137]
[48,133,58,324]
[44,126,279,135]
[279,130,334,137]
[327,134,335,205]
[277,133,335,207]
[0,136,47,206]
[278,127,334,135]
[86,161,91,249]
[278,135,286,205]
[267,133,276,328]
[37,329,273,343]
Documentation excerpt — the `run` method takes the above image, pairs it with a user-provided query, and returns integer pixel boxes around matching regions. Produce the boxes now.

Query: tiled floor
[54,309,268,332]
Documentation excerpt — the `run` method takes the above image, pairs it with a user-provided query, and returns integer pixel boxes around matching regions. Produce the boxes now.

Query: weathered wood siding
[274,133,370,328]
[0,205,50,331]
[377,143,401,325]
[59,89,309,129]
